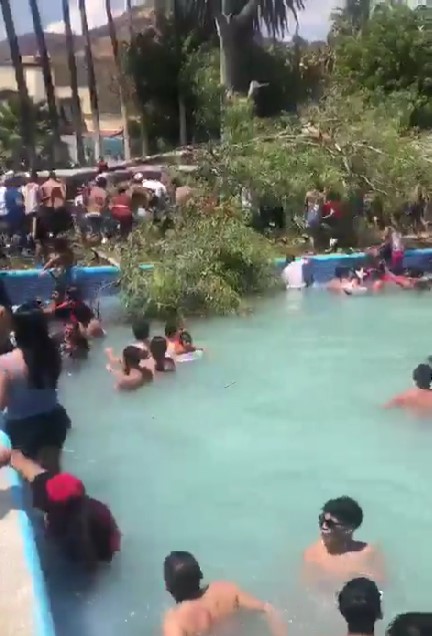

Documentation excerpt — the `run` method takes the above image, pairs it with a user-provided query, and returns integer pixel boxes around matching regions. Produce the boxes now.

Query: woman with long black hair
[0,302,69,472]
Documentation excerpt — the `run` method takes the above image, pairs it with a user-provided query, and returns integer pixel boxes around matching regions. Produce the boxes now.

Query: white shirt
[23,182,40,214]
[142,179,167,198]
[281,259,306,290]
[0,186,7,217]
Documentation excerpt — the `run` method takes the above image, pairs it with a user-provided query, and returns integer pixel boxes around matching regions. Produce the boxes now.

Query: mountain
[0,5,154,63]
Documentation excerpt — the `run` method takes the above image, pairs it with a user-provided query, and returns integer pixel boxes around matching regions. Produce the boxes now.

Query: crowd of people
[0,165,176,262]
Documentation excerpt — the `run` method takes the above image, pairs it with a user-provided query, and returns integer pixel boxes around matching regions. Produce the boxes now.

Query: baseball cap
[46,473,85,504]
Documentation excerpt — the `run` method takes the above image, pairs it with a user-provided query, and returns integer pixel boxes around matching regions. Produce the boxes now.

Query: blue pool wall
[3,246,432,636]
[3,249,432,304]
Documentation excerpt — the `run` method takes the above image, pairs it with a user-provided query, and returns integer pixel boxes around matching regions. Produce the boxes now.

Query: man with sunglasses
[302,496,385,588]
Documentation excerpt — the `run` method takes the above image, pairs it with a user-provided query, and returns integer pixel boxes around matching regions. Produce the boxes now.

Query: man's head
[95,175,107,189]
[338,578,382,634]
[132,172,143,184]
[319,496,363,541]
[132,319,150,343]
[413,364,432,390]
[49,170,57,180]
[285,254,295,266]
[164,551,203,603]
[386,613,432,636]
[165,321,178,340]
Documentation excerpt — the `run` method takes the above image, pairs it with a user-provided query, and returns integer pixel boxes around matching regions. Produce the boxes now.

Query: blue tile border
[0,430,55,636]
[2,248,432,304]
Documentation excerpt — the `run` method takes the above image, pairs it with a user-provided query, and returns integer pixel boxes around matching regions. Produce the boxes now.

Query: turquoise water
[45,290,432,636]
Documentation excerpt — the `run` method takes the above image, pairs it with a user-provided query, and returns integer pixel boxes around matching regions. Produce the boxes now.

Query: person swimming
[302,496,385,587]
[106,345,153,391]
[327,267,352,292]
[384,363,432,414]
[338,578,383,636]
[65,286,104,338]
[131,318,151,352]
[165,320,183,357]
[162,551,285,636]
[151,336,176,373]
[61,321,89,361]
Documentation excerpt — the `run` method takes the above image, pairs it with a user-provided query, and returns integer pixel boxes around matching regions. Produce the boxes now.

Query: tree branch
[235,0,260,26]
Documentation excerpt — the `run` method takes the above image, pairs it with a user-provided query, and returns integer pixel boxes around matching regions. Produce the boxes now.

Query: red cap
[46,473,85,504]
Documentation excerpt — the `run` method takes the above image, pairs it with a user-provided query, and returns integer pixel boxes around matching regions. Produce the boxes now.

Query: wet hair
[322,496,363,529]
[165,321,178,339]
[95,176,107,188]
[179,330,193,347]
[335,266,351,280]
[413,364,432,390]
[13,303,62,389]
[150,336,168,372]
[285,254,295,265]
[338,578,381,633]
[132,319,150,342]
[164,551,203,603]
[66,286,81,302]
[386,613,432,636]
[123,346,144,374]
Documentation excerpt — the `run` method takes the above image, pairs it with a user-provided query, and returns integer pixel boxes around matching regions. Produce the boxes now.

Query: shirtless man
[302,496,385,587]
[384,364,432,415]
[162,551,285,636]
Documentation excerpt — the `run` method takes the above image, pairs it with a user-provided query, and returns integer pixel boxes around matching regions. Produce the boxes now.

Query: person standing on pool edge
[338,578,383,636]
[162,551,286,636]
[302,497,385,586]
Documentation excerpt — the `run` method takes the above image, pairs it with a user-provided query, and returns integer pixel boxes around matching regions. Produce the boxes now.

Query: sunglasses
[319,512,347,529]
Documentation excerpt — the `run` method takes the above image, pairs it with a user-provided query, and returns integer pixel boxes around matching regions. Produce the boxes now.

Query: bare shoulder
[303,542,320,562]
[208,580,239,594]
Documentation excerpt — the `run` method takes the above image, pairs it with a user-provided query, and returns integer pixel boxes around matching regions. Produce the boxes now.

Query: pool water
[44,290,432,636]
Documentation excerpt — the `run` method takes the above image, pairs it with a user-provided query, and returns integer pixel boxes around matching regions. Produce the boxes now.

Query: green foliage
[121,198,277,318]
[0,96,53,167]
[333,5,432,127]
[196,90,432,229]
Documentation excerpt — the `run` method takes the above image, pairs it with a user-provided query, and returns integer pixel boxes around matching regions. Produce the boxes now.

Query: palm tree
[62,0,86,165]
[28,0,62,165]
[187,0,304,94]
[0,0,35,166]
[78,0,102,159]
[106,0,131,161]
[125,0,134,37]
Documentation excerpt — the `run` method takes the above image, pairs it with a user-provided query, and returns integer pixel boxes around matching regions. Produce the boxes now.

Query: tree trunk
[125,0,134,37]
[215,0,259,94]
[78,0,102,159]
[0,0,35,167]
[106,0,131,161]
[62,0,86,165]
[28,0,62,166]
[178,94,187,146]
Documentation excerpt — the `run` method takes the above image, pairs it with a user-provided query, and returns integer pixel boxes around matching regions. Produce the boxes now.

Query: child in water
[106,345,153,390]
[61,321,89,361]
[150,336,176,373]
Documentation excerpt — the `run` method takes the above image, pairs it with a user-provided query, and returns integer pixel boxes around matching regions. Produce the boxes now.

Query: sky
[0,0,337,41]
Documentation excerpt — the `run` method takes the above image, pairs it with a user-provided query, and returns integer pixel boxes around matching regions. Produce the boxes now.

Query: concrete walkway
[0,466,35,636]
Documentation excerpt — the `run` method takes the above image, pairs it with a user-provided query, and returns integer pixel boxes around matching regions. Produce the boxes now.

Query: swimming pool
[44,289,432,636]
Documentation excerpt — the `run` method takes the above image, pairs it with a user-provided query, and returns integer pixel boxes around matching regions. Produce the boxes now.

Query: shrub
[121,197,277,318]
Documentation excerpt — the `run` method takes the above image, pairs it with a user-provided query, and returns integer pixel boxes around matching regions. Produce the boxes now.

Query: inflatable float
[176,349,204,363]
